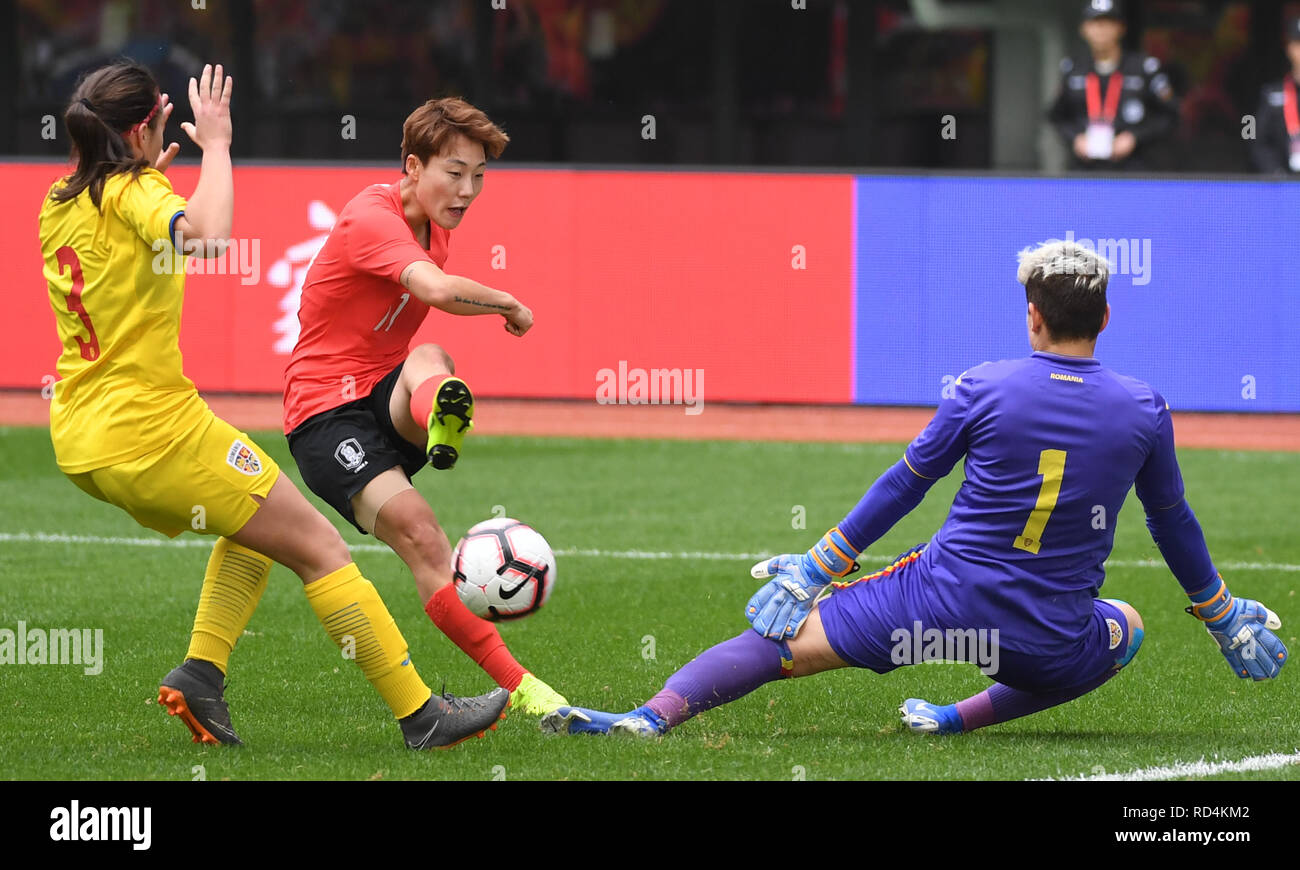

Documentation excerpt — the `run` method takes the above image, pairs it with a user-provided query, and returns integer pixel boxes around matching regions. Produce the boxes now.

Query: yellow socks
[187,544,431,720]
[186,538,272,674]
[304,563,432,719]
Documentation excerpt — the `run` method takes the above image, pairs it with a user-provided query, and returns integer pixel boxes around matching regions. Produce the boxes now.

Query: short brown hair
[400,97,509,171]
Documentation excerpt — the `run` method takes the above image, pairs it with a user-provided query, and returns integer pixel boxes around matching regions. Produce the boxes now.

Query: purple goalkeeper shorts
[817,549,1133,693]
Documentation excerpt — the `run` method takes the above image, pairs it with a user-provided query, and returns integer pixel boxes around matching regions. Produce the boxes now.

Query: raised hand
[180,63,233,152]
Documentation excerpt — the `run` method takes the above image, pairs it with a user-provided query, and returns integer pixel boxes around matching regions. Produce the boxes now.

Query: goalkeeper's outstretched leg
[541,605,848,737]
[902,599,1145,735]
[541,589,1148,739]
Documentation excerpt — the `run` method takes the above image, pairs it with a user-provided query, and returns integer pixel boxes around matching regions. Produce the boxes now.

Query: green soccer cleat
[425,377,474,470]
[510,673,570,716]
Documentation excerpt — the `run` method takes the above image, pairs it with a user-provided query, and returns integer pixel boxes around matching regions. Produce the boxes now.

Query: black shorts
[287,363,426,533]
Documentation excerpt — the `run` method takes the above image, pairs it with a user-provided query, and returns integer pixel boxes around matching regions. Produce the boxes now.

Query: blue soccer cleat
[900,698,963,735]
[540,705,667,738]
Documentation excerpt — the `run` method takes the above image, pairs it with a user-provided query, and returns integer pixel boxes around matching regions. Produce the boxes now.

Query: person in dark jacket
[1049,0,1178,170]
[1250,17,1300,175]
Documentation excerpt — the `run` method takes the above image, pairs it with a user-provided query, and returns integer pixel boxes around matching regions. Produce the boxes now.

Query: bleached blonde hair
[1016,240,1111,293]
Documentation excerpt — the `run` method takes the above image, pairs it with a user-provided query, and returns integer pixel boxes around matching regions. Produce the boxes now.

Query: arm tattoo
[399,263,418,289]
[453,295,511,311]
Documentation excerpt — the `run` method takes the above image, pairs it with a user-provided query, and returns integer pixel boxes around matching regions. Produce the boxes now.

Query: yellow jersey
[39,168,209,473]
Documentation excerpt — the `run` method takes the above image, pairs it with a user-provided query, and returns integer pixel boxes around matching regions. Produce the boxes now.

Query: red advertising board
[8,162,853,406]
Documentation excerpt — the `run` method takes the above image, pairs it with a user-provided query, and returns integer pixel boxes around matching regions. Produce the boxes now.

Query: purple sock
[955,667,1121,732]
[645,630,787,728]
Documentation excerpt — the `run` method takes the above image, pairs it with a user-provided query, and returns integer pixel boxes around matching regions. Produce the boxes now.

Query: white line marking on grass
[1107,558,1300,573]
[0,532,766,560]
[0,531,1298,572]
[1040,751,1300,781]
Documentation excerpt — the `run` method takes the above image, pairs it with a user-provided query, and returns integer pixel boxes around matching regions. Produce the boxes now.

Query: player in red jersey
[283,98,567,716]
[42,62,507,751]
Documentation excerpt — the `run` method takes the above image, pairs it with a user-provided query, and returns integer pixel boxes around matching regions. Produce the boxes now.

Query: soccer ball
[452,518,556,621]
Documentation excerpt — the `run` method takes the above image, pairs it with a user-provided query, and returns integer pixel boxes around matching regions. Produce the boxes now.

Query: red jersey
[283,179,450,433]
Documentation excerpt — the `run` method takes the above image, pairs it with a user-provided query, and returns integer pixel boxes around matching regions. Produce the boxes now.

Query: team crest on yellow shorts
[226,439,262,476]
[1106,618,1123,650]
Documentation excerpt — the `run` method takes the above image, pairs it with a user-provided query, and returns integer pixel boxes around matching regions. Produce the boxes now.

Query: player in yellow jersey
[38,59,509,749]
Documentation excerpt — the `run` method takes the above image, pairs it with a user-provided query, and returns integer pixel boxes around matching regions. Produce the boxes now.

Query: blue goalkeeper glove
[746,528,860,639]
[1187,577,1287,680]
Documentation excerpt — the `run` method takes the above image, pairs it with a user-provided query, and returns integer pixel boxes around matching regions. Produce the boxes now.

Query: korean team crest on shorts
[1106,618,1123,650]
[334,437,368,472]
[226,440,262,476]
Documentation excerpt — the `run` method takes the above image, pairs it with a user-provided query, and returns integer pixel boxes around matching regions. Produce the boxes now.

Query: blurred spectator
[1049,0,1178,170]
[1144,3,1250,172]
[490,0,550,107]
[1250,17,1300,175]
[532,0,590,101]
[252,0,343,108]
[20,0,222,104]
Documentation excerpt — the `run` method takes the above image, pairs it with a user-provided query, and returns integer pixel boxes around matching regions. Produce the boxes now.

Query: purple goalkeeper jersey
[902,351,1185,653]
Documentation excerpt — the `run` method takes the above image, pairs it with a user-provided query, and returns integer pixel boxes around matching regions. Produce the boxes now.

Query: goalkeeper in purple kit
[543,240,1287,739]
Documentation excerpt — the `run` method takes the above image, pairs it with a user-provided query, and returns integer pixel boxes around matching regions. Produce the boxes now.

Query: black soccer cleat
[157,659,243,746]
[399,686,509,750]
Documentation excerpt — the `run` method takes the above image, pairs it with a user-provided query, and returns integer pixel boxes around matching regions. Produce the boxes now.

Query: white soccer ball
[452,518,556,621]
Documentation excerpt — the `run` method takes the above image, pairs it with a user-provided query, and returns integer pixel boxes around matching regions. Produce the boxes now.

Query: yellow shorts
[67,412,280,538]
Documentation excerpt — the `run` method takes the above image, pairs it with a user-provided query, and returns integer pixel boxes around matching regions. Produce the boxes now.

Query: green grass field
[1,425,1296,781]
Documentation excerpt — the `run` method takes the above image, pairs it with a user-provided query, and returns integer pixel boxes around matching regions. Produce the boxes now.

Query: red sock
[409,377,443,431]
[425,584,527,691]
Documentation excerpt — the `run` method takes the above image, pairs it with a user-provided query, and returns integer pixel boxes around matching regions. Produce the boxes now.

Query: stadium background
[4,0,1300,416]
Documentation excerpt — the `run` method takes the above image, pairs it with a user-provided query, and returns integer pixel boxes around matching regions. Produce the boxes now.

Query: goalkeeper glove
[1187,576,1287,680]
[746,528,860,639]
